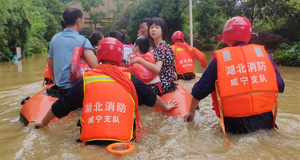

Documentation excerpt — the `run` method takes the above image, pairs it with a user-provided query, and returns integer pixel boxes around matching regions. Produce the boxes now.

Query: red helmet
[172,31,184,43]
[97,37,124,65]
[223,16,252,43]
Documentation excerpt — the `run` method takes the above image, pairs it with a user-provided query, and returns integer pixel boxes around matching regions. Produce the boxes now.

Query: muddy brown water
[0,53,299,159]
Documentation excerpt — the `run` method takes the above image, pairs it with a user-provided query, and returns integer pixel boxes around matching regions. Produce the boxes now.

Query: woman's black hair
[140,18,151,25]
[148,17,168,41]
[89,31,103,46]
[109,31,125,44]
[135,37,150,54]
[118,29,131,45]
[60,8,83,29]
[118,29,126,36]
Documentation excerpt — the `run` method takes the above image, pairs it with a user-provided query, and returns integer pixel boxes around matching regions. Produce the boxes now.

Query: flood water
[0,53,299,160]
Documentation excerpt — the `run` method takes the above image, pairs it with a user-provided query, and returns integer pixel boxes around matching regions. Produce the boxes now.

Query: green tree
[43,0,66,42]
[193,0,228,43]
[273,2,300,41]
[0,0,30,61]
[215,0,292,23]
[79,0,106,31]
[126,0,188,42]
[215,0,299,35]
[109,0,135,31]
[101,0,135,35]
[25,0,65,56]
[0,0,13,61]
[0,0,65,62]
[25,0,48,55]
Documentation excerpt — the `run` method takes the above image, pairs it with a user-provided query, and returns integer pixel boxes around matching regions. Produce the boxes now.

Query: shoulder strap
[159,45,166,55]
[215,80,233,148]
[82,38,87,48]
[81,38,88,58]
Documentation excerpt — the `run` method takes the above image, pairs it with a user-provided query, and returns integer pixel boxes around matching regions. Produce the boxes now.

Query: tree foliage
[100,0,134,35]
[215,0,300,39]
[126,0,188,42]
[0,0,65,62]
[0,0,31,61]
[273,2,300,42]
[193,0,228,43]
[79,0,106,30]
[1,0,299,66]
[124,0,299,66]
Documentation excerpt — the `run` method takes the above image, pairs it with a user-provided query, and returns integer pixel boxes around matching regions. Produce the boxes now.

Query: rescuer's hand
[184,111,195,122]
[29,120,48,129]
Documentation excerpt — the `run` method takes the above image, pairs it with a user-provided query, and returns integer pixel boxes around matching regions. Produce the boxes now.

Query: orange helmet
[223,16,252,43]
[172,31,184,43]
[97,37,124,65]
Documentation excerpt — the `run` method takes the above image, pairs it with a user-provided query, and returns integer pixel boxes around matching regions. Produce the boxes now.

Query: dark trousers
[224,111,274,134]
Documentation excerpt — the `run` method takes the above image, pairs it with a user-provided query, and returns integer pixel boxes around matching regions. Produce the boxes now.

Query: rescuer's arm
[47,57,54,81]
[191,58,217,100]
[267,54,284,93]
[184,97,200,122]
[83,39,98,68]
[193,47,207,68]
[184,58,218,121]
[48,39,55,81]
[84,49,98,68]
[31,109,56,128]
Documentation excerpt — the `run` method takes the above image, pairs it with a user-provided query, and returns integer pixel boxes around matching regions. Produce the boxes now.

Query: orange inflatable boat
[154,84,192,116]
[19,84,62,126]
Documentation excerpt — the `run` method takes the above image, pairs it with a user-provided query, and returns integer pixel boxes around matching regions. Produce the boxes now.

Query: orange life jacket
[44,64,52,79]
[212,44,278,117]
[129,52,158,83]
[172,43,194,76]
[43,64,54,85]
[79,66,136,143]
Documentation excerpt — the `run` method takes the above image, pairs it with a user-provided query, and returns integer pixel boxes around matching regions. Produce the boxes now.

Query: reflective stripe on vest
[222,50,232,61]
[80,68,135,143]
[212,44,278,117]
[84,75,117,83]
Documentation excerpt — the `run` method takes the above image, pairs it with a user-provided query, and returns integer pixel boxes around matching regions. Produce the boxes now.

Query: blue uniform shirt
[49,28,93,89]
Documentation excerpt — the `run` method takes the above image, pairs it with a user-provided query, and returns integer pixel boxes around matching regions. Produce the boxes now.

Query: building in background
[71,1,130,34]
